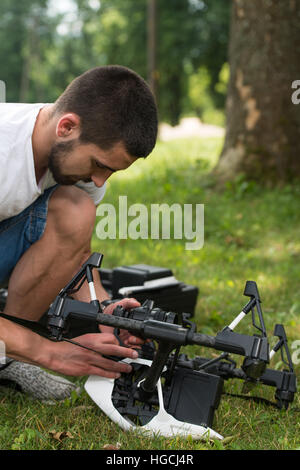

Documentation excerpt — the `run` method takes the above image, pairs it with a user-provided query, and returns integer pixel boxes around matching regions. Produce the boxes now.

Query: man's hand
[47,297,146,377]
[100,297,146,348]
[46,332,139,378]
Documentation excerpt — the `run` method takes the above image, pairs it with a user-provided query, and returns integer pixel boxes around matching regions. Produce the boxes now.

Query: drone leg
[138,342,174,402]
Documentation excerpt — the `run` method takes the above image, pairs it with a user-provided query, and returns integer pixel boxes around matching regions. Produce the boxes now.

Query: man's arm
[0,312,139,378]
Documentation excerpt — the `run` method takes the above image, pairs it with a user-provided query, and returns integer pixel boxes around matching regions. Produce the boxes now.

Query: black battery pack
[166,367,224,428]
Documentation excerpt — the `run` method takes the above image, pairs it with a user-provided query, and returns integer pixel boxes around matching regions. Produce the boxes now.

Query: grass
[1,136,300,450]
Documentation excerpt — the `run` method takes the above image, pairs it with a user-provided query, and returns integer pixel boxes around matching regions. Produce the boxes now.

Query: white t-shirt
[0,103,106,222]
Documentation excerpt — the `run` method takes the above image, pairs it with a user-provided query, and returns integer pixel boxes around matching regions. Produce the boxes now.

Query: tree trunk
[147,0,158,98]
[214,0,300,184]
[19,15,39,103]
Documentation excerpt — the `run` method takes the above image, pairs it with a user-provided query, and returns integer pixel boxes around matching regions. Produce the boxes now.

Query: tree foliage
[0,0,230,125]
[0,0,58,102]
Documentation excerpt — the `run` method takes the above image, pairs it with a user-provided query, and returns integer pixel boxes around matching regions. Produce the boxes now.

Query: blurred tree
[0,0,57,102]
[214,0,300,184]
[69,0,230,125]
[150,0,231,125]
[147,0,157,97]
[187,63,229,126]
[0,0,230,124]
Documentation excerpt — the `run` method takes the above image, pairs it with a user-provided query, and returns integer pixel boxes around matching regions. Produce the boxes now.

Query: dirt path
[159,117,224,141]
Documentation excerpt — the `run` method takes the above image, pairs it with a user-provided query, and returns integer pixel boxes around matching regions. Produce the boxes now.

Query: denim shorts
[0,186,58,287]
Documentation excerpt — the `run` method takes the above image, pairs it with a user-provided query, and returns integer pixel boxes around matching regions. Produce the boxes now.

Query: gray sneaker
[0,360,81,401]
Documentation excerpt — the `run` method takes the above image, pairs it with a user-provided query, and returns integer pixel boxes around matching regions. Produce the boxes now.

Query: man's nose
[91,172,111,187]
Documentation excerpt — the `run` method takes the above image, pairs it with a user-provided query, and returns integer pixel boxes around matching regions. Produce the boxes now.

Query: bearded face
[48,140,92,185]
[47,138,136,189]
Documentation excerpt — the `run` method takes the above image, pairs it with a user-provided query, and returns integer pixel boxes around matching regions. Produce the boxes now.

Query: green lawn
[1,136,299,450]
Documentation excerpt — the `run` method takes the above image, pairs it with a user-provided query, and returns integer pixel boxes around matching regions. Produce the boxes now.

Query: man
[0,65,158,400]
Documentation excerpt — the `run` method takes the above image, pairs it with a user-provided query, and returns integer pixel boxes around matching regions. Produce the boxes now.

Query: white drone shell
[84,358,223,441]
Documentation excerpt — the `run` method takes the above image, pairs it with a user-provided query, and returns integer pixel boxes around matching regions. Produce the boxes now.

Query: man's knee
[47,186,96,244]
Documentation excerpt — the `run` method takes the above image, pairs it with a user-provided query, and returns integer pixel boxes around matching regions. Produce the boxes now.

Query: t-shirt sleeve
[75,181,106,205]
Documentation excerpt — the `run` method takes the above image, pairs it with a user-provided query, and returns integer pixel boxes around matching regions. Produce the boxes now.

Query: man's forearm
[0,317,52,366]
[0,312,140,378]
[0,269,111,366]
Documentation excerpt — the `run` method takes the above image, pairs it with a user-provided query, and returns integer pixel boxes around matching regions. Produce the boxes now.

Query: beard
[48,140,92,185]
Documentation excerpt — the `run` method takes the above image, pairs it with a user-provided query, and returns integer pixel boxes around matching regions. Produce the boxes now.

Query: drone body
[1,253,296,441]
[45,253,296,440]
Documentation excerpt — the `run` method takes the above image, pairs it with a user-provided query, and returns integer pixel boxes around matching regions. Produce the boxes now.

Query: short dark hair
[53,65,158,158]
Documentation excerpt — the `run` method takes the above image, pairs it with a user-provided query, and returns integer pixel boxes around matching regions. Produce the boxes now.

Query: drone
[43,252,297,441]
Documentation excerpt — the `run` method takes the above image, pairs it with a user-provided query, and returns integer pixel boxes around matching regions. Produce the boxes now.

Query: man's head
[48,65,158,186]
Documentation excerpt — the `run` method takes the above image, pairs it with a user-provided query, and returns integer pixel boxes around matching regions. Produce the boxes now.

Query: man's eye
[95,161,105,170]
[93,159,117,173]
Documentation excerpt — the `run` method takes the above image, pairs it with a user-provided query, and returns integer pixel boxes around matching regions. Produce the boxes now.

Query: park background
[0,0,300,450]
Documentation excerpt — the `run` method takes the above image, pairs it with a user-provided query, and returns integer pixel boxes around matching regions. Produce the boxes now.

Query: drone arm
[48,297,270,366]
[212,327,269,362]
[259,368,297,408]
[48,296,100,340]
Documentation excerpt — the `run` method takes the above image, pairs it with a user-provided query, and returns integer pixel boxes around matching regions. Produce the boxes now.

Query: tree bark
[19,15,39,103]
[147,0,157,98]
[214,0,300,184]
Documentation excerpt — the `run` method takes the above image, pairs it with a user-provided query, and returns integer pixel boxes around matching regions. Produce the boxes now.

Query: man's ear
[56,113,81,139]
